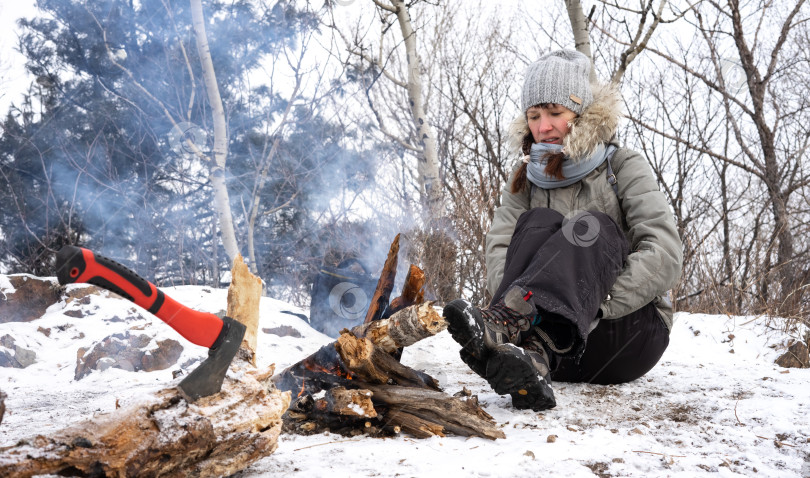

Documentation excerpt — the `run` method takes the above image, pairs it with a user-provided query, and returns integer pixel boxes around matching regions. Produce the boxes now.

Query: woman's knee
[563,210,623,239]
[516,207,565,230]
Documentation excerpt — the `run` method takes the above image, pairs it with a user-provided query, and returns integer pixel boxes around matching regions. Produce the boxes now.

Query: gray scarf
[526,142,616,189]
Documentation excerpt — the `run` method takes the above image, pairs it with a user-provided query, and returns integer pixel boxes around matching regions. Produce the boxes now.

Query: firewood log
[274,312,504,441]
[353,302,446,353]
[385,264,426,317]
[283,387,377,436]
[381,409,445,438]
[334,332,440,390]
[273,303,445,394]
[364,384,505,440]
[363,234,400,324]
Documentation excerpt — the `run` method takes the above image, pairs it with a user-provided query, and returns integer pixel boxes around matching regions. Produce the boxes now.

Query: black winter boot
[443,286,538,362]
[485,340,556,411]
[459,347,488,378]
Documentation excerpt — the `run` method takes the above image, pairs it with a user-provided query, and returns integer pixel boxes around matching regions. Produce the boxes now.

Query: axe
[55,245,246,401]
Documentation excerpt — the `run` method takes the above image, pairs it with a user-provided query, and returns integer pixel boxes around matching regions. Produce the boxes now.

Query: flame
[295,358,354,397]
[302,358,354,380]
[298,373,306,398]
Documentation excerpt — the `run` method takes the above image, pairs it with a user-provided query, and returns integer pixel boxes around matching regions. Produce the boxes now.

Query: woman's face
[527,104,577,145]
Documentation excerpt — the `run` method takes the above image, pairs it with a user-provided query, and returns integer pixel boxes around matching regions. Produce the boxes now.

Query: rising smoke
[0,0,397,306]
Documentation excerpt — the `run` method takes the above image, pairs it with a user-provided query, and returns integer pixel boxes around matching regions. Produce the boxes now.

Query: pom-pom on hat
[522,49,593,115]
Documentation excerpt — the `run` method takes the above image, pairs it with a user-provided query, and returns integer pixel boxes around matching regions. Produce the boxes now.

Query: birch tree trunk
[388,0,457,300]
[565,0,667,85]
[390,0,445,221]
[565,0,596,82]
[190,0,240,265]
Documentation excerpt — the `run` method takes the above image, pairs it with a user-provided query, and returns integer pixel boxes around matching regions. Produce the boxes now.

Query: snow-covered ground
[1,276,809,477]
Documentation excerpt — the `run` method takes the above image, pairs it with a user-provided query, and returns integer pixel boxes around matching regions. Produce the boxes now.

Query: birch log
[353,302,446,353]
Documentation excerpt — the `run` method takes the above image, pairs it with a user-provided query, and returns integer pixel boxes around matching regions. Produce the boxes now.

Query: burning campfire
[272,235,504,440]
[281,343,355,398]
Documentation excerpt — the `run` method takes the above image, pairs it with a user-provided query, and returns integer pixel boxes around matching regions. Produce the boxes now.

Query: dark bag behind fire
[309,258,378,337]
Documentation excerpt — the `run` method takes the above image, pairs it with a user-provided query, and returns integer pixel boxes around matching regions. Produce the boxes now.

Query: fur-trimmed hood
[508,82,623,162]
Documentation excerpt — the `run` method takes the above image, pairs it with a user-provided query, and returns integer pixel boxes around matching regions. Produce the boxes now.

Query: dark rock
[129,334,152,349]
[65,285,104,303]
[141,339,183,372]
[262,325,303,338]
[0,336,36,368]
[15,347,36,368]
[75,332,184,379]
[109,314,142,323]
[64,309,86,319]
[0,275,62,323]
[0,334,14,349]
[0,389,6,425]
[0,350,19,368]
[775,340,810,369]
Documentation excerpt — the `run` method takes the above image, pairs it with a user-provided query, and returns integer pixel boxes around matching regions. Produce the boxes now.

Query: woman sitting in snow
[443,49,683,411]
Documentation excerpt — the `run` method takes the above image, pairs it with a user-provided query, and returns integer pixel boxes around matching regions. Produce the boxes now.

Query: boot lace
[481,292,534,339]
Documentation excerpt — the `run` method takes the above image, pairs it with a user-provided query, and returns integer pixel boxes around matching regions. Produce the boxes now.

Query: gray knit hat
[522,49,593,115]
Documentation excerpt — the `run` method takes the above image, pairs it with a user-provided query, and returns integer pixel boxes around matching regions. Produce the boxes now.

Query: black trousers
[492,208,669,385]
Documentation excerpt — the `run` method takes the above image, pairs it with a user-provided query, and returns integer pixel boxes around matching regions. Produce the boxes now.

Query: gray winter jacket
[486,84,683,331]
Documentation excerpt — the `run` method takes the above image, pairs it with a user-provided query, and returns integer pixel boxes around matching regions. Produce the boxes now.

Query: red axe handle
[55,245,223,348]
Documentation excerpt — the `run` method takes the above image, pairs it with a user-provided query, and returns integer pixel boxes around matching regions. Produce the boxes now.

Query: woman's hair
[511,104,568,194]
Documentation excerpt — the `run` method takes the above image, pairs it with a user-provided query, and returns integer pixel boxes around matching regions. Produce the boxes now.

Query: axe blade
[178,316,247,401]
